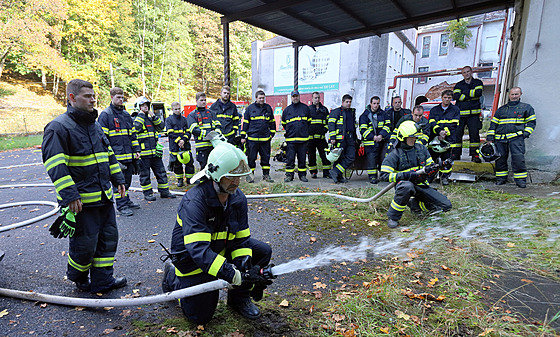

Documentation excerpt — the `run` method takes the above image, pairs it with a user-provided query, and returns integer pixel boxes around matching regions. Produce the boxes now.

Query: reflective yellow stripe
[110,163,121,175]
[208,255,226,276]
[177,214,183,227]
[211,231,228,240]
[175,267,203,277]
[68,255,91,272]
[53,175,74,192]
[184,232,211,245]
[92,257,115,268]
[44,153,68,171]
[67,152,109,167]
[236,228,250,239]
[79,191,103,203]
[390,200,407,211]
[231,248,252,259]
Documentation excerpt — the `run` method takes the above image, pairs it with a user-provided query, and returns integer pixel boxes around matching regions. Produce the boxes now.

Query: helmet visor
[228,159,251,176]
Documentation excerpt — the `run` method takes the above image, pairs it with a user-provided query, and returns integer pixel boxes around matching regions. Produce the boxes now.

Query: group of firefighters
[39,70,535,325]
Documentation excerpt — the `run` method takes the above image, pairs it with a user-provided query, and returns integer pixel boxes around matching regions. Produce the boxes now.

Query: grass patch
[0,134,43,151]
[0,86,16,98]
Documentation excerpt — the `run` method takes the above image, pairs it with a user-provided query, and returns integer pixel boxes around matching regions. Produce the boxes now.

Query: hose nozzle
[260,264,276,280]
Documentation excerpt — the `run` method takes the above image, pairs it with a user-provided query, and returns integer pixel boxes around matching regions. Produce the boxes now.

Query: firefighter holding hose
[161,138,273,324]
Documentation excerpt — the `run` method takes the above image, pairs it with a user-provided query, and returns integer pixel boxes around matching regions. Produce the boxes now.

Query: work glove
[241,265,273,288]
[423,164,439,177]
[523,132,530,139]
[155,143,164,158]
[49,207,77,239]
[400,171,425,183]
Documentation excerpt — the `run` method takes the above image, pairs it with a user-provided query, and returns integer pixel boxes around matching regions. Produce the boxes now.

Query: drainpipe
[492,10,510,116]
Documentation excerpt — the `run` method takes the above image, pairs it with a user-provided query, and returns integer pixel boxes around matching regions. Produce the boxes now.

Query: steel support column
[294,46,299,91]
[223,22,230,86]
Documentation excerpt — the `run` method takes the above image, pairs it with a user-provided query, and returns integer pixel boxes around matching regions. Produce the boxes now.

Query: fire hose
[0,161,450,307]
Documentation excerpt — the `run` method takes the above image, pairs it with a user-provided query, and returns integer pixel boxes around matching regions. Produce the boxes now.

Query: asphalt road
[0,148,362,336]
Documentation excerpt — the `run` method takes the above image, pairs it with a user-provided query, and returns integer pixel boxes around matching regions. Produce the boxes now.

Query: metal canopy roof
[184,0,514,47]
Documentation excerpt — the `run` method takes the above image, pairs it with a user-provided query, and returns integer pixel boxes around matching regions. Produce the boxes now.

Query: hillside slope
[0,82,65,135]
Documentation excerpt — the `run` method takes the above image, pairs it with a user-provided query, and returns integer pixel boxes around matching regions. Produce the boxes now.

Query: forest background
[0,0,273,106]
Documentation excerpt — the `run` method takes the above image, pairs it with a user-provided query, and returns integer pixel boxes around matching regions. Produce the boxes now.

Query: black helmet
[478,141,501,162]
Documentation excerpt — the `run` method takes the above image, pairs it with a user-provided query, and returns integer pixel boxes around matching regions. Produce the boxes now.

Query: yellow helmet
[177,151,191,164]
[396,120,419,141]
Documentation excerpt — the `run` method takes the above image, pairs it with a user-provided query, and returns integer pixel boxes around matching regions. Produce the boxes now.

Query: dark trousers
[114,162,133,210]
[67,203,118,293]
[195,148,212,170]
[495,137,527,183]
[165,238,272,325]
[307,138,330,174]
[452,115,481,158]
[285,141,308,177]
[247,140,271,175]
[332,135,356,176]
[365,144,383,178]
[172,153,195,182]
[139,156,169,196]
[387,181,452,221]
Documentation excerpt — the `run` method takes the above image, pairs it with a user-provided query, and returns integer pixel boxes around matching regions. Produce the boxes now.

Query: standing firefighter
[487,87,536,188]
[282,90,311,182]
[166,102,194,187]
[134,97,176,201]
[380,121,452,228]
[359,95,390,184]
[307,92,331,179]
[328,94,357,183]
[98,87,141,216]
[453,66,484,162]
[241,90,276,183]
[42,79,128,293]
[209,85,241,144]
[187,92,222,169]
[428,90,460,185]
[162,141,273,324]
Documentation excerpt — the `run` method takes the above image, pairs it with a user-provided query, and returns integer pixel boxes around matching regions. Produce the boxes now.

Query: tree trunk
[155,0,173,100]
[41,69,47,89]
[0,46,12,80]
[52,72,59,96]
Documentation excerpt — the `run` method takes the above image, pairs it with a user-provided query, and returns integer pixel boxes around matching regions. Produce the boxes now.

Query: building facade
[251,30,417,118]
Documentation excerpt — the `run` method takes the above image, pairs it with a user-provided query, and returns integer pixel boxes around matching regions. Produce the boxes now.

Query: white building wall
[385,32,415,110]
[507,0,560,178]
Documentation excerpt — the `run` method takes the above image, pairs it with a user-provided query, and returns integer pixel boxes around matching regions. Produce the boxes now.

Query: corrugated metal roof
[184,0,514,47]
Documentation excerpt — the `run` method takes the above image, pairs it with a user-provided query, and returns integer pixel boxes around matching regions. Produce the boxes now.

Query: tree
[445,18,472,49]
[0,0,70,80]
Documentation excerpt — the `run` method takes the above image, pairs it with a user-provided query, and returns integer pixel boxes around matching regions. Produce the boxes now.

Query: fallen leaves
[0,309,8,317]
[313,281,327,289]
[147,240,155,243]
[279,299,289,307]
[478,328,495,336]
[402,289,445,302]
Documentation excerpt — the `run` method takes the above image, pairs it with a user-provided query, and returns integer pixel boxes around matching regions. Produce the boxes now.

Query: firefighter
[42,79,128,293]
[307,92,331,179]
[166,101,194,187]
[161,141,273,324]
[240,90,276,183]
[282,90,311,182]
[328,94,357,183]
[359,95,390,184]
[209,85,241,144]
[453,66,484,162]
[186,92,222,169]
[487,87,536,188]
[395,105,431,145]
[380,121,452,228]
[134,97,176,201]
[428,90,460,185]
[385,96,412,133]
[98,87,141,216]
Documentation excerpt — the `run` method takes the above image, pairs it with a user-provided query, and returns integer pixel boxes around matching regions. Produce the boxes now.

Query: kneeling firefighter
[161,136,273,324]
[380,121,452,228]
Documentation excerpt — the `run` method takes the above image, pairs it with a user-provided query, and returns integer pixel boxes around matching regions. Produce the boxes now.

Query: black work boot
[160,191,177,198]
[516,180,526,188]
[161,262,172,293]
[329,168,339,184]
[228,297,261,319]
[284,174,294,182]
[117,207,133,217]
[323,170,331,179]
[387,219,399,228]
[369,175,378,184]
[311,172,318,179]
[75,280,91,291]
[299,175,308,182]
[177,178,184,187]
[144,194,156,201]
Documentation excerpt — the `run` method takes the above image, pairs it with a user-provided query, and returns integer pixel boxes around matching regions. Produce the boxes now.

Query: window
[422,36,431,58]
[478,62,493,78]
[439,34,449,56]
[418,66,429,83]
